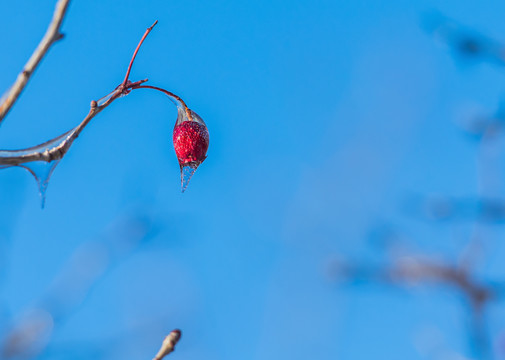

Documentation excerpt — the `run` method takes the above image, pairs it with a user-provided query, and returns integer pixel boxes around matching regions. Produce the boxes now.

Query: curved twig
[122,21,158,88]
[0,0,71,124]
[0,18,160,166]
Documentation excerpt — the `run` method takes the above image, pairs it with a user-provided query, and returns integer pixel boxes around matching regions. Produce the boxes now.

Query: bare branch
[0,0,71,124]
[334,256,498,306]
[0,17,194,207]
[332,252,502,359]
[0,18,163,167]
[153,330,181,360]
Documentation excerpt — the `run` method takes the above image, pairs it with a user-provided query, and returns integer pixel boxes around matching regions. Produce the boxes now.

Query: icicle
[21,161,61,208]
[180,163,198,193]
[0,126,77,208]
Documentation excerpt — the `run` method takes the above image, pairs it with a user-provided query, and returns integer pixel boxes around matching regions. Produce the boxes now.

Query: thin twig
[122,20,158,87]
[0,0,71,124]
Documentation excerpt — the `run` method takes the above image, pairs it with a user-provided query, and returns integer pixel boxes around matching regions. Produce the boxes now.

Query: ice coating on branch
[0,127,76,161]
[0,126,77,208]
[173,108,209,192]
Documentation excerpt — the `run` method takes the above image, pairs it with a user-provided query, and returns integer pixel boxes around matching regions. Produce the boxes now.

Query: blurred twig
[332,251,499,358]
[153,330,182,360]
[0,0,71,124]
[0,211,157,359]
[425,14,505,66]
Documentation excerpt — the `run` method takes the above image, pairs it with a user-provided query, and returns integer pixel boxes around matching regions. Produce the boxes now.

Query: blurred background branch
[0,210,162,359]
[328,16,505,358]
[0,0,70,124]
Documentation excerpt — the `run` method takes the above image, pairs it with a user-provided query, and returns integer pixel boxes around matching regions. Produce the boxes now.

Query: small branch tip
[153,329,181,360]
[121,21,158,87]
[90,100,97,109]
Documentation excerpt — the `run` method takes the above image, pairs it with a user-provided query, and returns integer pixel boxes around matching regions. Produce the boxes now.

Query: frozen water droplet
[21,160,61,208]
[180,163,199,193]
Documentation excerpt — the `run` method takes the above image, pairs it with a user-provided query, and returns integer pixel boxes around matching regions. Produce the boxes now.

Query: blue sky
[1,0,505,359]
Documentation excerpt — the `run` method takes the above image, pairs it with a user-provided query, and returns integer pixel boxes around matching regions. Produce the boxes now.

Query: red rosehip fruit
[173,121,209,166]
[172,109,209,192]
